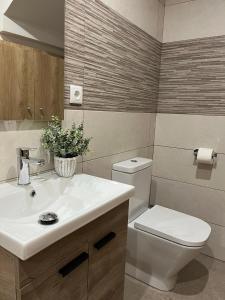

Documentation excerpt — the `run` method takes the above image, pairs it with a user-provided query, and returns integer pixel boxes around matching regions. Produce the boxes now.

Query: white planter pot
[54,156,77,177]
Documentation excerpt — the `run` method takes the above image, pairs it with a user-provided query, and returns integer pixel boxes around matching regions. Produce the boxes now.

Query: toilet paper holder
[194,149,217,159]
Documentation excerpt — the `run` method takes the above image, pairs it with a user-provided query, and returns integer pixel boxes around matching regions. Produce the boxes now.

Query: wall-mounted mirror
[0,0,64,120]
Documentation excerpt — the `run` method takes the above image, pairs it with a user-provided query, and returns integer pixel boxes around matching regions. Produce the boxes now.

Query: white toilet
[112,157,211,291]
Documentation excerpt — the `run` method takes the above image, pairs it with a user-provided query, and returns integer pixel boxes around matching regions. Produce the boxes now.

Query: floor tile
[124,254,225,300]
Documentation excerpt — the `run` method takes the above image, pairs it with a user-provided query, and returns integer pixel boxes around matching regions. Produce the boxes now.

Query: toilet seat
[134,205,211,247]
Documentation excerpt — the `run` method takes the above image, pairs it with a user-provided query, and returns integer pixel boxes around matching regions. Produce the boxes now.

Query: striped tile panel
[64,0,85,105]
[158,35,225,115]
[64,0,161,112]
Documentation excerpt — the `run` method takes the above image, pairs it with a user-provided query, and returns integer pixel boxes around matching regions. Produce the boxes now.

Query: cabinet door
[18,248,89,300]
[0,41,34,120]
[34,50,64,120]
[88,201,129,300]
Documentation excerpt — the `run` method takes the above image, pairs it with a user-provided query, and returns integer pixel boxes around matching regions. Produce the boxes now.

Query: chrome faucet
[17,148,45,185]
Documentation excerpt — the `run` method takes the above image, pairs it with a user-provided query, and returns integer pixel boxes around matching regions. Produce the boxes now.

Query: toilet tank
[112,157,152,222]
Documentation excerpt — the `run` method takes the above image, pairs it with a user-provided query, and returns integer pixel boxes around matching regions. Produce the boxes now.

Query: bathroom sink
[0,172,134,260]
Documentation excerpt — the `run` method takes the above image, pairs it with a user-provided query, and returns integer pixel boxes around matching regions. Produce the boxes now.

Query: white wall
[0,0,34,40]
[0,0,12,31]
[1,17,63,48]
[101,0,165,42]
[164,0,225,42]
[0,0,63,48]
[0,0,12,13]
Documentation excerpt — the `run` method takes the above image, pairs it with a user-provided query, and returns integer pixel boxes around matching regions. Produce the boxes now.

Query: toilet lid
[134,205,211,247]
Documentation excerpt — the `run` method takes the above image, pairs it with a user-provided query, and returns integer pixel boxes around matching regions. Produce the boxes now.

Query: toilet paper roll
[196,148,214,165]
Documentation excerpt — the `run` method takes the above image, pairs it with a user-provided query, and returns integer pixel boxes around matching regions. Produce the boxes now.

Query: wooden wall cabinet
[0,201,128,300]
[34,50,64,121]
[0,41,34,120]
[0,41,64,121]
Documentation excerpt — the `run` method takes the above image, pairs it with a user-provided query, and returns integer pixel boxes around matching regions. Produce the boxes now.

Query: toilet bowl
[112,157,211,291]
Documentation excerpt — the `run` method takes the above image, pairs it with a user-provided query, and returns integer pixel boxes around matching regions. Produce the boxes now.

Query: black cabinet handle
[59,252,89,277]
[94,232,116,250]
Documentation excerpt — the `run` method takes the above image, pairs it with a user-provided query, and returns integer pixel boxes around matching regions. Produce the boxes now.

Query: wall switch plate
[70,85,83,105]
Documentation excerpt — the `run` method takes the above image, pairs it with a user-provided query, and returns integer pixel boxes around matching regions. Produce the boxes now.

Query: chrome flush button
[39,212,58,225]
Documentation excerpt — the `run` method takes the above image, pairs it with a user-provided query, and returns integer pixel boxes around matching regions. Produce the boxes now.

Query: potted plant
[41,116,91,177]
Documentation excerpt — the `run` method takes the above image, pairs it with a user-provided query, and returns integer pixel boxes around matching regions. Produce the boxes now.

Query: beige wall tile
[101,0,165,41]
[83,146,153,180]
[149,113,157,146]
[153,146,225,191]
[83,111,155,161]
[165,0,192,5]
[76,162,83,174]
[0,120,47,131]
[0,110,84,182]
[155,114,225,153]
[157,0,225,263]
[0,110,154,182]
[63,109,84,129]
[150,176,225,261]
[202,223,225,261]
[0,128,52,182]
[164,0,225,42]
[62,109,84,164]
[151,176,225,227]
[153,114,225,262]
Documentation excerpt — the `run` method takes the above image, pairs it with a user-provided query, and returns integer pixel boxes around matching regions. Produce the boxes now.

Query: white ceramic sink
[0,172,134,260]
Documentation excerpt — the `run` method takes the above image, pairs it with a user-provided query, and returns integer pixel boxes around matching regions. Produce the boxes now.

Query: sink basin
[0,172,134,260]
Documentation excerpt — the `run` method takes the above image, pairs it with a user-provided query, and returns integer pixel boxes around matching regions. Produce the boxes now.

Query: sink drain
[30,190,36,197]
[39,212,58,225]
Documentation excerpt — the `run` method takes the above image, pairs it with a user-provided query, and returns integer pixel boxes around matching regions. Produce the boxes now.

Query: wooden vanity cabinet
[17,244,89,300]
[0,201,129,300]
[0,40,64,121]
[88,202,128,300]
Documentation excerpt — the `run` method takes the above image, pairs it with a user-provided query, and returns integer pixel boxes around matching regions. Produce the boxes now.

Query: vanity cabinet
[0,40,64,121]
[88,203,128,300]
[18,245,89,300]
[0,201,128,300]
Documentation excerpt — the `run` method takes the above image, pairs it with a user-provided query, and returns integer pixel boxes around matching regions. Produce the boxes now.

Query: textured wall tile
[83,0,161,112]
[64,0,85,105]
[158,35,225,115]
[65,0,161,112]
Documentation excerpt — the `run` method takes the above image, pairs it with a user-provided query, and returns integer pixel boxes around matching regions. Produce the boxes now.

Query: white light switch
[70,85,83,105]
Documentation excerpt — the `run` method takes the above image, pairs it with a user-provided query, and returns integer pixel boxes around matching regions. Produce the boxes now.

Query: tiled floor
[124,254,225,300]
